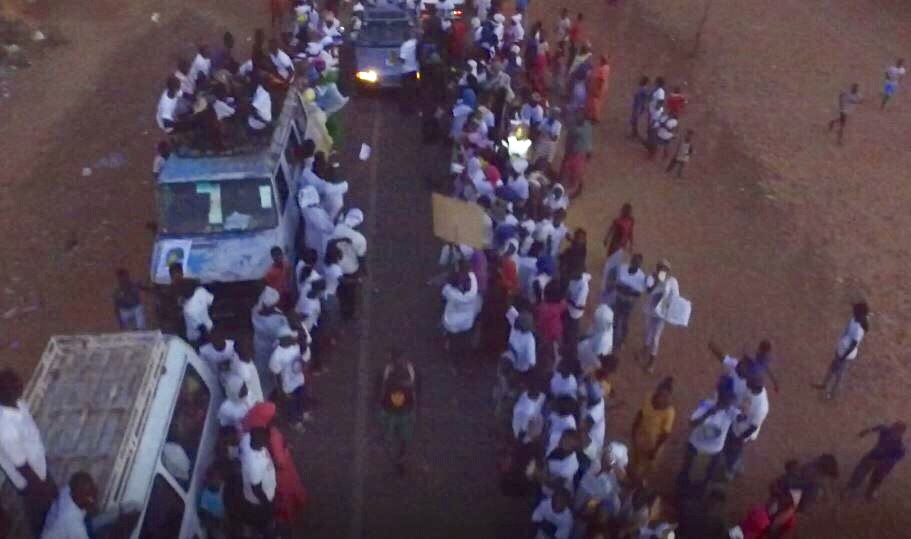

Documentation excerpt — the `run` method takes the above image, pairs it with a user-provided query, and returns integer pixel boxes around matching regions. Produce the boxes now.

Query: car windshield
[357,20,412,47]
[158,178,278,235]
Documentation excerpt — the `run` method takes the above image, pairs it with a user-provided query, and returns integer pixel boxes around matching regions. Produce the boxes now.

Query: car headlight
[356,70,378,83]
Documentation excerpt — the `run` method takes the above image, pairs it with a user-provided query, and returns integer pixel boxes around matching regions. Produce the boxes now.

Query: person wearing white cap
[251,286,289,398]
[299,185,334,264]
[269,327,309,426]
[533,108,563,164]
[329,208,367,320]
[640,259,679,373]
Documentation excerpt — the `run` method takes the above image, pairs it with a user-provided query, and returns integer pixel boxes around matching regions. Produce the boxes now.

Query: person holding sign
[639,259,679,373]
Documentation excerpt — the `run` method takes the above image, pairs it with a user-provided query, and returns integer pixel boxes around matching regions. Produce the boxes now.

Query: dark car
[353,6,415,88]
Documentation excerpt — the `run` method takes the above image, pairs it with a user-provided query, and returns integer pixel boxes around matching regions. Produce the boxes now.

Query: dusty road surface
[1,0,911,537]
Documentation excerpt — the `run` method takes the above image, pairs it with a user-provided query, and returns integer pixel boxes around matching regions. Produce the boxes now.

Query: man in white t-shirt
[268,38,295,81]
[269,328,309,426]
[640,258,679,373]
[678,388,739,492]
[398,34,419,113]
[603,253,647,352]
[815,301,869,400]
[0,369,56,533]
[723,374,769,479]
[531,488,574,539]
[189,45,212,87]
[240,427,277,532]
[155,76,182,133]
[882,58,906,109]
[248,80,273,131]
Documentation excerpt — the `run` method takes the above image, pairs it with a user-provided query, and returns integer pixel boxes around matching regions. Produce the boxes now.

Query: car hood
[151,230,278,285]
[354,46,402,76]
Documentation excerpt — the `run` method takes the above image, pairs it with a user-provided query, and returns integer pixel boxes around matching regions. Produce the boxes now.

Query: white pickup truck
[1,332,223,538]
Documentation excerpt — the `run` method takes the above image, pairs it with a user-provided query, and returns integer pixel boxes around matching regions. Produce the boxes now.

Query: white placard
[665,295,692,327]
[359,143,372,161]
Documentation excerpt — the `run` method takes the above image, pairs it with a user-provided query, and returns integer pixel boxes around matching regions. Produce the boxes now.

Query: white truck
[1,332,223,538]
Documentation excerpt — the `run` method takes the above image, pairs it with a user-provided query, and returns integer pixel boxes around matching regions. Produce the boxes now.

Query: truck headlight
[356,70,378,83]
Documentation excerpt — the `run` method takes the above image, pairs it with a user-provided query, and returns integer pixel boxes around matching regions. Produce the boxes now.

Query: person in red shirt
[666,85,688,117]
[603,203,635,257]
[263,246,294,310]
[534,280,567,358]
[448,17,468,65]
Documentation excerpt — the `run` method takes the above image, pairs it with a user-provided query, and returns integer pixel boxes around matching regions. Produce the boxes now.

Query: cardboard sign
[431,193,488,250]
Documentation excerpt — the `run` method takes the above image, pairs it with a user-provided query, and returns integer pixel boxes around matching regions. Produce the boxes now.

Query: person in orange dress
[584,54,611,122]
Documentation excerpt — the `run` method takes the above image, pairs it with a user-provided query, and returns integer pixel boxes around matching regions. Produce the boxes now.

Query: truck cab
[1,332,224,538]
[151,86,308,321]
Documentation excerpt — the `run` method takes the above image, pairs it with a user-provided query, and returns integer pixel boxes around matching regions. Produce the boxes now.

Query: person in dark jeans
[845,422,906,501]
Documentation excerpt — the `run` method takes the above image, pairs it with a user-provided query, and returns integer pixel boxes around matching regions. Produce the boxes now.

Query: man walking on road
[828,83,862,145]
[813,301,869,399]
[881,58,906,109]
[844,421,906,501]
[378,348,418,476]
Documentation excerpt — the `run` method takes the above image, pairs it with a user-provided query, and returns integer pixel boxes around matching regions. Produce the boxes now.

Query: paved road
[290,91,529,538]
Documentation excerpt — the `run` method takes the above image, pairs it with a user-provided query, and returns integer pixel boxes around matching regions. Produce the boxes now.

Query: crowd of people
[0,1,908,539]
[420,2,906,539]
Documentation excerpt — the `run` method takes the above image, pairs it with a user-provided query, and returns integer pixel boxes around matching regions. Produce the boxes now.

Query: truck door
[273,162,298,261]
[137,357,219,538]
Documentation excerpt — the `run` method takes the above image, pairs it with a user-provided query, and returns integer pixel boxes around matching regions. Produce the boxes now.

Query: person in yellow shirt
[630,377,676,482]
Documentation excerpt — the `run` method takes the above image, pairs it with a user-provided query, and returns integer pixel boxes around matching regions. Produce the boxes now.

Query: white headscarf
[256,286,281,311]
[343,208,364,228]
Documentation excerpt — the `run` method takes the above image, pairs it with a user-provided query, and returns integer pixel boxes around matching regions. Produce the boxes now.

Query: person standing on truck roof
[0,369,56,534]
[251,286,289,400]
[112,268,146,330]
[41,471,141,539]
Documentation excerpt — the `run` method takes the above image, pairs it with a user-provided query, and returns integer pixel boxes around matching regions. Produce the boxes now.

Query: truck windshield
[357,20,412,47]
[158,178,278,235]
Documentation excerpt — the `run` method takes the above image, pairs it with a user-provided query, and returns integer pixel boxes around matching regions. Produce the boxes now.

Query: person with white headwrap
[574,441,628,526]
[578,304,614,375]
[251,286,288,398]
[320,161,349,221]
[299,185,335,263]
[329,208,367,320]
[182,286,215,344]
[441,261,480,352]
